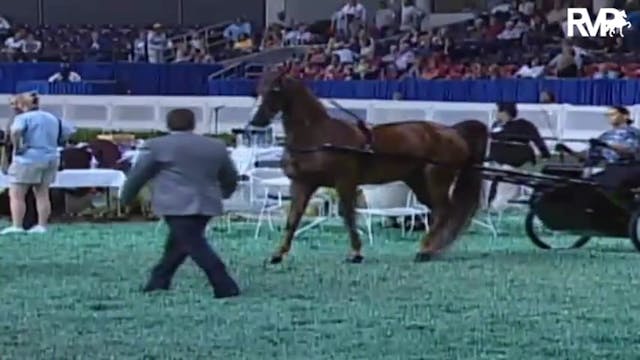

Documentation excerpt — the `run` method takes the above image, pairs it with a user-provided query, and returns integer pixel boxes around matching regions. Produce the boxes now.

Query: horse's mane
[285,79,329,118]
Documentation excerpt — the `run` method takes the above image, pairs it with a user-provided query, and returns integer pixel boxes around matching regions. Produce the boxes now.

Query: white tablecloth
[0,169,126,189]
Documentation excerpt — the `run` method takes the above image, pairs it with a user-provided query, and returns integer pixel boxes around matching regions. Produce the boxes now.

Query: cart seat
[541,163,584,178]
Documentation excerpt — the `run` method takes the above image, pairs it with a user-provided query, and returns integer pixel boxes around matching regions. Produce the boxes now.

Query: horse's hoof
[269,255,283,264]
[414,252,434,262]
[346,254,364,263]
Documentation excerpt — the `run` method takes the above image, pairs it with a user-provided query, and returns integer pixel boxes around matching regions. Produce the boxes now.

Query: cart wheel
[525,211,591,249]
[627,209,640,252]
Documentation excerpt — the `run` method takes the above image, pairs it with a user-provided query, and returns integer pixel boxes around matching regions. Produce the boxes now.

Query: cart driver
[568,106,640,190]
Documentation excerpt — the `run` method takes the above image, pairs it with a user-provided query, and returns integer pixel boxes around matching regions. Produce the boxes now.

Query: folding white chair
[356,182,430,244]
[249,167,333,239]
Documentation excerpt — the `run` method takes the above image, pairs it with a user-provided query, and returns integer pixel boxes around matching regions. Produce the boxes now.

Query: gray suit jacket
[120,132,238,216]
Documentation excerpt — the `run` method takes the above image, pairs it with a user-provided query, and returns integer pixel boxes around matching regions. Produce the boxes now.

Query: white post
[265,0,286,25]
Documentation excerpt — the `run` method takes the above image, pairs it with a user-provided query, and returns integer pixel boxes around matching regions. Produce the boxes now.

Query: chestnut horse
[250,72,488,263]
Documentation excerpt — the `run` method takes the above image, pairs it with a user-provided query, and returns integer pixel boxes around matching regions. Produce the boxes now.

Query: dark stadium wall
[3,0,265,26]
[2,0,39,25]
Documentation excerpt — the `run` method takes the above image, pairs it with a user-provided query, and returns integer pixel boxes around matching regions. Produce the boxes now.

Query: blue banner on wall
[208,78,640,106]
[0,62,222,95]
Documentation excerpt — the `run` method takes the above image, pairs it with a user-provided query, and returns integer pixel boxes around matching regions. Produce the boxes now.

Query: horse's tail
[441,120,489,245]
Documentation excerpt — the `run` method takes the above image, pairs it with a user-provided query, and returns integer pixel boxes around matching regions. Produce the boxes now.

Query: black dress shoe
[214,282,240,299]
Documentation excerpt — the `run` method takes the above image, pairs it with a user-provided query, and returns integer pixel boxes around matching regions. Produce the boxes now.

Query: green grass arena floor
[2,215,640,359]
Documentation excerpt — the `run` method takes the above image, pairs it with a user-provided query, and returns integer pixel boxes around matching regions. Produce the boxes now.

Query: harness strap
[356,119,374,151]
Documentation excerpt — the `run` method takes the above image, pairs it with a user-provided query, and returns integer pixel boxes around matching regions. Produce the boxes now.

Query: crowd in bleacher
[272,0,640,81]
[2,0,640,82]
[0,15,227,64]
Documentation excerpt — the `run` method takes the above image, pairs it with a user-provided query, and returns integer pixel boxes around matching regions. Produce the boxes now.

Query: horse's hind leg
[335,180,364,263]
[269,180,317,264]
[412,168,457,262]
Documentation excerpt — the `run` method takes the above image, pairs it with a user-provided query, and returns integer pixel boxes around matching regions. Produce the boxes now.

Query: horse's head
[249,70,292,127]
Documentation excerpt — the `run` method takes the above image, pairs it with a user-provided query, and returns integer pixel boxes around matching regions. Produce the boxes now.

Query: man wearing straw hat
[0,93,75,234]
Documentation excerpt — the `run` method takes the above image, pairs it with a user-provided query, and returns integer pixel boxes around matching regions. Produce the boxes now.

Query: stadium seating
[0,22,231,63]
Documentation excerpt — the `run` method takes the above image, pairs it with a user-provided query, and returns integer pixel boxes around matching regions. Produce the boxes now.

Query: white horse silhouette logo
[604,10,632,37]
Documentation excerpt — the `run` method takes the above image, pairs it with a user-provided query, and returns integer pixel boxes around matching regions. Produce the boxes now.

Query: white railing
[1,95,636,149]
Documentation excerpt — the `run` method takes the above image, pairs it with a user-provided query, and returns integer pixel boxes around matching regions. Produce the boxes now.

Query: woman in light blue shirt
[1,93,75,235]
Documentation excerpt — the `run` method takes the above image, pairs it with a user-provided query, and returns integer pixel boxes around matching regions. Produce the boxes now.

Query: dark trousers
[145,215,239,296]
[591,163,640,190]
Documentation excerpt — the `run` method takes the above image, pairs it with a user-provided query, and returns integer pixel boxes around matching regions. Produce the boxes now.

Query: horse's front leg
[336,181,364,263]
[269,180,317,264]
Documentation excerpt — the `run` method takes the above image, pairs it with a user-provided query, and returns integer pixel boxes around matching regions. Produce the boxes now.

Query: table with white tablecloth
[0,169,127,189]
[0,169,128,215]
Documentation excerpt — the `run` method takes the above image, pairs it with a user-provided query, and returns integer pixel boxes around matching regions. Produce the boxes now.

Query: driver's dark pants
[590,163,640,190]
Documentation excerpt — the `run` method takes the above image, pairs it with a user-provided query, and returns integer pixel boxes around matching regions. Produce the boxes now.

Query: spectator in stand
[335,0,367,39]
[21,34,41,62]
[381,43,398,64]
[524,14,548,50]
[173,43,192,63]
[147,23,172,64]
[464,62,486,80]
[518,0,536,16]
[400,0,423,32]
[3,29,25,61]
[515,57,544,78]
[497,20,523,40]
[86,31,109,61]
[468,19,486,41]
[223,18,251,42]
[487,64,501,79]
[131,30,147,62]
[233,33,254,52]
[484,15,504,39]
[283,24,312,46]
[375,0,397,36]
[189,31,204,52]
[394,41,415,72]
[358,29,375,60]
[546,0,567,35]
[191,48,213,64]
[593,63,621,79]
[548,41,578,77]
[48,63,82,83]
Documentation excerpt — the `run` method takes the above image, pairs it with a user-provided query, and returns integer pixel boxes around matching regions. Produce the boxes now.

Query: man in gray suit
[120,108,240,299]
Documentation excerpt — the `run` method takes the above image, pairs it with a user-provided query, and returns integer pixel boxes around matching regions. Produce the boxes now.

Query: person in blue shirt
[588,106,639,164]
[223,18,252,42]
[1,93,75,235]
[559,106,640,190]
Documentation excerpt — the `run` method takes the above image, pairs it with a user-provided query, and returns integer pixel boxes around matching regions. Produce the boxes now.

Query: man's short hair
[496,102,518,118]
[166,108,195,131]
